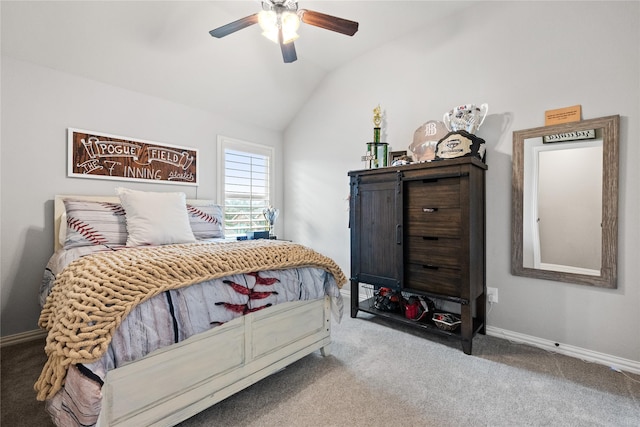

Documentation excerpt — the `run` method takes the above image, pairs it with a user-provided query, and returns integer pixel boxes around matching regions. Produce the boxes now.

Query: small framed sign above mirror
[511,115,619,288]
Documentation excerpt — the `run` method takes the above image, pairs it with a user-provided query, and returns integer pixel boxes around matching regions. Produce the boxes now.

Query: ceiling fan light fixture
[258,10,300,44]
[210,1,358,63]
[258,10,277,30]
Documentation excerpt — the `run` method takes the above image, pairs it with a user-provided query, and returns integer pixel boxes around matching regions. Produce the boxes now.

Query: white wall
[0,56,283,336]
[283,1,640,362]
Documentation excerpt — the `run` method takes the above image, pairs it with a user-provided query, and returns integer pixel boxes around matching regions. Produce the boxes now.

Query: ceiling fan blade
[279,30,297,63]
[298,9,359,36]
[209,13,259,38]
[281,42,297,63]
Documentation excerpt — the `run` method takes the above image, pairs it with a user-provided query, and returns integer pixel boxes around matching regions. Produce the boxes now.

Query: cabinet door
[350,173,402,288]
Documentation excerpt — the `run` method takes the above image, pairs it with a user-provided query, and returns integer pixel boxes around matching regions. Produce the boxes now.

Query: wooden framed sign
[68,128,198,185]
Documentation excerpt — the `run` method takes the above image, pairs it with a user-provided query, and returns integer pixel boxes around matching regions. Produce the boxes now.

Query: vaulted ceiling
[1,1,474,131]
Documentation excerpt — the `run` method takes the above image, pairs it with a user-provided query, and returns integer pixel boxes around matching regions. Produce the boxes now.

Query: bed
[35,191,346,427]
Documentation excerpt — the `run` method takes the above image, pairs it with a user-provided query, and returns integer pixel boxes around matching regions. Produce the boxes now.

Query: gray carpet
[2,313,639,426]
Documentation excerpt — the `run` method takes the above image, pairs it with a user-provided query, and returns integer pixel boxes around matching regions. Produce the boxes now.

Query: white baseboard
[0,329,47,348]
[486,326,640,376]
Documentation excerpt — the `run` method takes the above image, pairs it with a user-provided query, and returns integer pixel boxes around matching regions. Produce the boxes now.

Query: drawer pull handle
[422,265,439,270]
[422,236,439,241]
[423,208,438,213]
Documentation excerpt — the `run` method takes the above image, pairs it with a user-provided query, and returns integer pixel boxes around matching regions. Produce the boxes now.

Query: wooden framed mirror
[511,115,619,288]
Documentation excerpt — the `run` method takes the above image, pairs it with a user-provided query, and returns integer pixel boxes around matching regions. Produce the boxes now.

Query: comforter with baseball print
[37,239,344,427]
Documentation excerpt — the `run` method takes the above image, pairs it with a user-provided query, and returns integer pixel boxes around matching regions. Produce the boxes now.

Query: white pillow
[116,188,196,246]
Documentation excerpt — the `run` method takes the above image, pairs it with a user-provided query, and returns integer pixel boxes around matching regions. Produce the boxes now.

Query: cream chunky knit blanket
[35,240,346,401]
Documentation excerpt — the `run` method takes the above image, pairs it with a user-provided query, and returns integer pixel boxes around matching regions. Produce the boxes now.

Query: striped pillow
[187,204,224,239]
[63,200,127,249]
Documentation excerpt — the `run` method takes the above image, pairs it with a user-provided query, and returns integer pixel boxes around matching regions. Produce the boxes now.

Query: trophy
[437,103,488,163]
[373,104,382,141]
[262,206,279,239]
[443,103,489,135]
[362,105,388,168]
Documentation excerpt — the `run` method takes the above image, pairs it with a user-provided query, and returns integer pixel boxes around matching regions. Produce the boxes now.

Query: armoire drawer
[405,207,461,237]
[405,178,460,209]
[405,236,461,268]
[405,263,461,296]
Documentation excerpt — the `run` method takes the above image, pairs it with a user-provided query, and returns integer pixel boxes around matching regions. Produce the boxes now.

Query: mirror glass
[512,115,619,288]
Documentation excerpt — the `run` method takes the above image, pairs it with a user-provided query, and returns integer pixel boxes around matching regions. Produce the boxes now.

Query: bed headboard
[54,195,217,252]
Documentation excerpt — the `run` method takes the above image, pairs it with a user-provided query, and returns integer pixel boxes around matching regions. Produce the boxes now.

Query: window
[217,136,274,238]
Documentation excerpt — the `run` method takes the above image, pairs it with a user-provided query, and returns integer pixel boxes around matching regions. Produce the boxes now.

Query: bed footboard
[97,296,332,427]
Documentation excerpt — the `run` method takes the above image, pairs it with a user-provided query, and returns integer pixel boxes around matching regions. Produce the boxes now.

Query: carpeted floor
[2,312,639,426]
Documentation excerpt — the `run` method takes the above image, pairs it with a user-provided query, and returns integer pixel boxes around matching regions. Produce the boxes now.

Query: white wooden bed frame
[53,195,333,427]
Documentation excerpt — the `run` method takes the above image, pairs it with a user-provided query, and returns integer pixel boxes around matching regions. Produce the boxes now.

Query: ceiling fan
[209,0,359,63]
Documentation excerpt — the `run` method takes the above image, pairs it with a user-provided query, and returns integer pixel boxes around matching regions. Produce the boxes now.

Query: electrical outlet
[487,287,498,303]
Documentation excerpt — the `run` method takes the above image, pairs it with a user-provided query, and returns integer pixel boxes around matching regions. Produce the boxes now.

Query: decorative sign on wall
[544,105,581,126]
[543,129,596,144]
[68,128,198,185]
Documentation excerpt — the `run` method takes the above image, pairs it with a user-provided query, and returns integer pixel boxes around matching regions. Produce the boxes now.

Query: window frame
[217,135,276,238]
